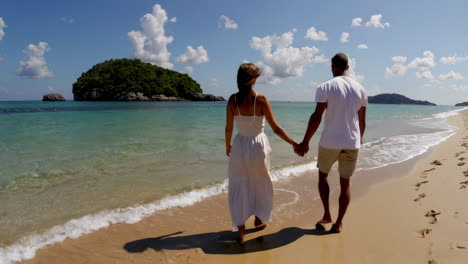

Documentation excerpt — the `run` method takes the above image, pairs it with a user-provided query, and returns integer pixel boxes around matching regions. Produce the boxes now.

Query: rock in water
[42,93,66,101]
[185,91,225,101]
[117,92,149,101]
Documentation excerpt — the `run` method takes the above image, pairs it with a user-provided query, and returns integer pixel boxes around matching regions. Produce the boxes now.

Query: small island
[455,102,468,106]
[42,93,66,101]
[72,59,224,101]
[368,93,436,106]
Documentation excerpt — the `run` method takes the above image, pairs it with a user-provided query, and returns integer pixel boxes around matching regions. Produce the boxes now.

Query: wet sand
[20,110,468,264]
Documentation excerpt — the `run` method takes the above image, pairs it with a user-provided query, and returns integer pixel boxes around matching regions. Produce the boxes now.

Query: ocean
[0,101,462,262]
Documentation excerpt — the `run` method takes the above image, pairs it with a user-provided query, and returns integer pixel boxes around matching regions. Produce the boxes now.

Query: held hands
[293,142,309,157]
[226,144,231,157]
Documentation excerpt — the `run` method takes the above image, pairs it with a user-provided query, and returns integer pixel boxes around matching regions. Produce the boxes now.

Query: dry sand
[21,110,468,264]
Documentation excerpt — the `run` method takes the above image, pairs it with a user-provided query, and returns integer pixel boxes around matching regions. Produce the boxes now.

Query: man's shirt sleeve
[315,85,327,103]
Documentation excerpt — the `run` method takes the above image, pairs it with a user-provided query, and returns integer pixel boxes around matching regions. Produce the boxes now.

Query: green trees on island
[72,59,203,101]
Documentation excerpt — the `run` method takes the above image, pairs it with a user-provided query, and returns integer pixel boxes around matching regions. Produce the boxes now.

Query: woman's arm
[225,95,235,156]
[262,95,296,146]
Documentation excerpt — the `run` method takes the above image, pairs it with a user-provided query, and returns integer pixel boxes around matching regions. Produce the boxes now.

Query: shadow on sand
[124,227,330,255]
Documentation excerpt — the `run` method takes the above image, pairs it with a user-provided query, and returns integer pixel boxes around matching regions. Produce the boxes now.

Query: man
[296,53,367,233]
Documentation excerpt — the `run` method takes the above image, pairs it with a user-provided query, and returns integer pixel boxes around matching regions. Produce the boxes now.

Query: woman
[225,63,297,244]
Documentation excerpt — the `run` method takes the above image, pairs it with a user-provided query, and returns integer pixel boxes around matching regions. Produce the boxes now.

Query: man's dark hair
[331,53,348,69]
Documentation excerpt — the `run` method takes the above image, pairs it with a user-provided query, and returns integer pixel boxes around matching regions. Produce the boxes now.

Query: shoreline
[9,109,467,263]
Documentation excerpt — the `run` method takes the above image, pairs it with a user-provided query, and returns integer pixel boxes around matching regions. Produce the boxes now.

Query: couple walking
[225,53,367,244]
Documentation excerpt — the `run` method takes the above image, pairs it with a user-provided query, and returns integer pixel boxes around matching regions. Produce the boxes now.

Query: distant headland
[71,59,225,101]
[368,93,436,106]
[455,102,468,107]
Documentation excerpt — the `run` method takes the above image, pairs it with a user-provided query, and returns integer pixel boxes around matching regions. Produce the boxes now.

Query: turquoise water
[0,101,461,258]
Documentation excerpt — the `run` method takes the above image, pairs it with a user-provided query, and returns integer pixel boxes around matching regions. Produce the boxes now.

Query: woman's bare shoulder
[255,93,269,104]
[228,94,237,103]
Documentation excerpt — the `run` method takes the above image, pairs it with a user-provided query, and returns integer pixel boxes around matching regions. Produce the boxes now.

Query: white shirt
[315,76,367,149]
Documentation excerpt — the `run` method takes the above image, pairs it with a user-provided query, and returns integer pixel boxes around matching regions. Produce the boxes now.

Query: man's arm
[358,106,366,144]
[299,102,327,155]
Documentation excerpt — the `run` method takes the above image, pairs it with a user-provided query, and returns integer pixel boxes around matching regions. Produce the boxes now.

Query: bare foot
[315,218,332,231]
[330,223,342,233]
[254,216,267,230]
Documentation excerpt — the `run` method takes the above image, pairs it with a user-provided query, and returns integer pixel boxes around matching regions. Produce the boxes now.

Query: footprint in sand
[425,210,441,224]
[459,157,466,161]
[449,241,467,250]
[415,181,429,190]
[424,168,436,173]
[457,162,465,166]
[463,170,468,177]
[430,160,442,166]
[419,228,431,238]
[414,193,426,202]
[428,259,440,264]
[455,151,466,157]
[459,181,468,189]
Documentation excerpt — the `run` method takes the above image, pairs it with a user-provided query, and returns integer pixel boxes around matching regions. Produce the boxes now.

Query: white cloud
[128,4,174,68]
[392,56,408,64]
[365,14,390,28]
[305,27,328,41]
[439,71,464,80]
[385,56,408,79]
[408,51,436,70]
[351,17,362,27]
[256,61,281,85]
[219,15,238,29]
[170,17,177,23]
[60,17,74,23]
[0,17,6,40]
[312,54,328,63]
[416,70,436,81]
[439,55,468,65]
[16,42,54,79]
[251,30,320,82]
[347,58,365,83]
[340,32,350,43]
[184,66,193,75]
[176,46,209,64]
[357,44,368,49]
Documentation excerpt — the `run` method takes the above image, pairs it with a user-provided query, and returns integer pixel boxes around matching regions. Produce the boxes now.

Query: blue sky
[0,0,467,105]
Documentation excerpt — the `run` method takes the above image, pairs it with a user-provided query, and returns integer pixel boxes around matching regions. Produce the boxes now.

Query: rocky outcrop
[455,102,468,106]
[368,93,436,106]
[117,92,149,101]
[151,94,185,101]
[185,91,225,101]
[42,93,66,101]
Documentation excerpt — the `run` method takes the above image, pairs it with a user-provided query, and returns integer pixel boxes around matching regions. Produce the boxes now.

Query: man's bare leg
[332,177,351,233]
[316,170,332,229]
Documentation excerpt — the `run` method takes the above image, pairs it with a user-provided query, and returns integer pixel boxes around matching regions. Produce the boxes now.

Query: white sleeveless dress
[228,93,273,228]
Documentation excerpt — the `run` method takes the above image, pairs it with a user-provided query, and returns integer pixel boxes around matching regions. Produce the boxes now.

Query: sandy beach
[18,109,468,264]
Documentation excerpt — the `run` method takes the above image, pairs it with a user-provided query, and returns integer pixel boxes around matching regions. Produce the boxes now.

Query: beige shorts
[317,145,359,179]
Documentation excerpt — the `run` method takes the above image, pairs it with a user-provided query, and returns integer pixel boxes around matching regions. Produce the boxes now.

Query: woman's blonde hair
[236,63,262,104]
